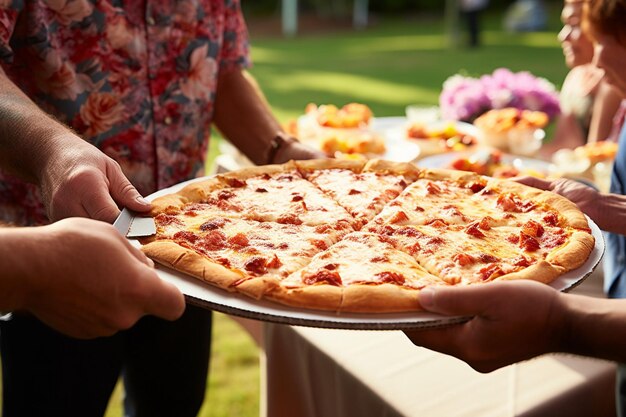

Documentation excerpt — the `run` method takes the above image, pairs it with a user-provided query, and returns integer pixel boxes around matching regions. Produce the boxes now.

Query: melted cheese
[283,232,442,288]
[306,169,410,223]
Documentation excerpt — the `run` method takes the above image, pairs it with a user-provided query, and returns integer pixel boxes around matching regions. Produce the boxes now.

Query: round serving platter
[114,177,605,331]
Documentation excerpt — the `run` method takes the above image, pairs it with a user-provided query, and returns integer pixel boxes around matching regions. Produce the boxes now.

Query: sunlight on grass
[103,313,260,417]
[343,34,448,53]
[199,313,260,417]
[263,71,440,107]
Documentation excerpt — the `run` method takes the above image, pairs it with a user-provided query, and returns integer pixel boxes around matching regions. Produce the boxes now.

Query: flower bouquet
[439,68,560,123]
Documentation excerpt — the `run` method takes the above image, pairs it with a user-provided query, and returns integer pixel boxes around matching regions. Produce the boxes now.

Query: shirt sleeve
[0,5,23,63]
[219,0,251,73]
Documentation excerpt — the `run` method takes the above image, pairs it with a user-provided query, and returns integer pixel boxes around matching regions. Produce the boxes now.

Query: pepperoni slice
[302,269,342,286]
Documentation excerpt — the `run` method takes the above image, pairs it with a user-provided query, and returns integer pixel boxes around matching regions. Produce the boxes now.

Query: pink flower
[180,44,217,101]
[43,0,93,25]
[106,15,134,51]
[79,92,126,137]
[439,68,560,122]
[35,50,94,100]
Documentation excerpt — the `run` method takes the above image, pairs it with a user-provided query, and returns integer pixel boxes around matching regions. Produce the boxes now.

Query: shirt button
[164,116,173,125]
[148,73,156,80]
[146,16,156,26]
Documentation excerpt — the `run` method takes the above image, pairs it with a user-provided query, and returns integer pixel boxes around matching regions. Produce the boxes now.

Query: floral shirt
[0,0,250,225]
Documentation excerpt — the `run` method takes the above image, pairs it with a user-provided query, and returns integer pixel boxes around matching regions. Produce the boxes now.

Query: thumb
[419,286,490,316]
[512,176,553,191]
[140,270,186,321]
[106,159,152,213]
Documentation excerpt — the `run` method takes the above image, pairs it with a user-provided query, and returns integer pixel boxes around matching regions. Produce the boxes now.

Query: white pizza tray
[114,177,605,331]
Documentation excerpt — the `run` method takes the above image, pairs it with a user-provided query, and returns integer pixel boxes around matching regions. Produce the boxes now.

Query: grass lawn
[0,7,567,417]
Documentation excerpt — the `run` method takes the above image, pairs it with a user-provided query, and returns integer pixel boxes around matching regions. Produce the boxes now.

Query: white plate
[374,115,423,161]
[381,139,421,163]
[115,174,604,331]
[297,116,421,163]
[383,119,481,157]
[417,150,554,175]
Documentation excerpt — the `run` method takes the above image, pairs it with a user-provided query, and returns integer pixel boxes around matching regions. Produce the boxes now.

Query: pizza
[139,159,595,313]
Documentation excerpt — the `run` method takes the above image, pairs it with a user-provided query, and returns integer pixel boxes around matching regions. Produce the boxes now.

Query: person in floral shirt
[0,1,321,416]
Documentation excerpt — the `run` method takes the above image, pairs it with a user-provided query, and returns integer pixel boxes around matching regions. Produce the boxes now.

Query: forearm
[591,193,626,234]
[0,227,48,312]
[213,69,283,165]
[588,82,623,142]
[560,293,626,362]
[0,70,76,183]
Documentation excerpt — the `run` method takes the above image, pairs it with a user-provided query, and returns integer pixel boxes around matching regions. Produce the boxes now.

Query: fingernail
[136,195,150,205]
[419,287,435,309]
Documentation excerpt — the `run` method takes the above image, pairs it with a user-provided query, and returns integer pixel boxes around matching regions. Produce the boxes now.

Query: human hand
[39,135,151,223]
[515,176,601,221]
[23,218,185,338]
[273,139,326,163]
[404,281,566,373]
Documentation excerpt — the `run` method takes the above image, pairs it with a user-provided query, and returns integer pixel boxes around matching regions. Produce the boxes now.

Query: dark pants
[0,305,212,417]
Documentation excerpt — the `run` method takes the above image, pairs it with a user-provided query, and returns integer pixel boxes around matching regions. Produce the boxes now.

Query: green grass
[246,9,567,124]
[103,313,260,417]
[2,8,568,417]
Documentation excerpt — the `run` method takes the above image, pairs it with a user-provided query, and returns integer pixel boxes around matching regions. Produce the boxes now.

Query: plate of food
[295,104,420,162]
[418,149,553,178]
[116,159,603,330]
[473,108,549,155]
[296,103,386,156]
[386,119,480,157]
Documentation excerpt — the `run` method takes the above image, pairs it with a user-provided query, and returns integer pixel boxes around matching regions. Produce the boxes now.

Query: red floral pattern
[0,0,250,225]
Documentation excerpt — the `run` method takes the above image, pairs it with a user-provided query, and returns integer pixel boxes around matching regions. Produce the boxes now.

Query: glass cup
[508,127,545,156]
[592,161,614,193]
[405,105,440,124]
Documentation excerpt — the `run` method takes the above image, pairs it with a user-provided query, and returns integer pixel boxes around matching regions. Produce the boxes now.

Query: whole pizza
[139,159,595,313]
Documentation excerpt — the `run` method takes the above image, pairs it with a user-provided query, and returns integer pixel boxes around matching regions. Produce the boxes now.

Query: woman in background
[542,0,622,157]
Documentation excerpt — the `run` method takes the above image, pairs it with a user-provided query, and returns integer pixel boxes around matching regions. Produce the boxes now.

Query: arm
[212,69,324,164]
[0,218,185,338]
[540,113,587,159]
[539,70,588,159]
[404,281,626,372]
[0,68,150,222]
[516,176,626,234]
[587,81,623,142]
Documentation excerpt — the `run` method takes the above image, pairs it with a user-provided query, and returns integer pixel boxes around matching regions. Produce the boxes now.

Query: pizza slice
[153,162,357,229]
[264,231,447,312]
[141,215,348,292]
[366,170,594,285]
[297,159,420,226]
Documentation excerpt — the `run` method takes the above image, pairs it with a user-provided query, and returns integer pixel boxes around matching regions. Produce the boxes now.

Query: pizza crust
[141,240,245,290]
[545,230,596,271]
[340,284,423,313]
[265,284,343,312]
[295,158,366,173]
[495,259,564,284]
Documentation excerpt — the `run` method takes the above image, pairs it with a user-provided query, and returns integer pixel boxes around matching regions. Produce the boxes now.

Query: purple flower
[440,68,561,122]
